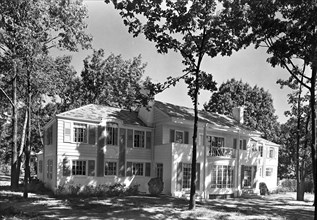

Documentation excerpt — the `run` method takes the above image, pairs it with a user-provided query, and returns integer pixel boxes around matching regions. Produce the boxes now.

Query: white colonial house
[37,100,279,199]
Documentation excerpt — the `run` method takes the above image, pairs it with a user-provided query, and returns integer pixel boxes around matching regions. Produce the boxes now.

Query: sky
[60,0,294,123]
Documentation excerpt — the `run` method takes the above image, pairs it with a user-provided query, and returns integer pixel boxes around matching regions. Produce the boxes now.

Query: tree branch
[0,87,14,106]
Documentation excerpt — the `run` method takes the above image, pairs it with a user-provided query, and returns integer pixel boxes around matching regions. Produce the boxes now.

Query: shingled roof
[57,104,147,127]
[154,101,254,131]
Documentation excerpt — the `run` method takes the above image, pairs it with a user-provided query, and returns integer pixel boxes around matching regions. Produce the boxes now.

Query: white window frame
[268,147,275,159]
[132,162,144,176]
[105,161,117,176]
[72,160,87,176]
[175,130,184,144]
[73,123,87,143]
[106,126,118,146]
[182,163,192,189]
[266,167,273,177]
[134,130,145,148]
[211,165,234,189]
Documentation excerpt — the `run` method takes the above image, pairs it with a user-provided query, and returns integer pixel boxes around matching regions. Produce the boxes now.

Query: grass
[0,175,314,220]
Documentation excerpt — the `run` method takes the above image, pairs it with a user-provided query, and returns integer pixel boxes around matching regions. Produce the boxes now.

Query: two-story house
[37,100,279,199]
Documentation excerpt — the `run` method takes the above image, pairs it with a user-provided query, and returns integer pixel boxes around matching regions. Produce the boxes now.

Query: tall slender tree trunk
[189,70,199,210]
[310,66,316,215]
[11,60,19,189]
[296,78,303,201]
[23,67,31,198]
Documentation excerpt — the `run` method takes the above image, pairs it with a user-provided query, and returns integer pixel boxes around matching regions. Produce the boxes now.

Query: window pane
[132,163,144,176]
[182,163,191,189]
[105,162,117,175]
[175,131,184,143]
[72,160,86,175]
[134,131,145,148]
[73,123,87,143]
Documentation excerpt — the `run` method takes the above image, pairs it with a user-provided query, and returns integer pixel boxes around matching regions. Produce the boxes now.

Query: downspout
[203,123,207,200]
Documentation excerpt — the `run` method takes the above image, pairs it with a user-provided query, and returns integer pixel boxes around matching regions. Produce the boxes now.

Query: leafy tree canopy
[204,78,280,141]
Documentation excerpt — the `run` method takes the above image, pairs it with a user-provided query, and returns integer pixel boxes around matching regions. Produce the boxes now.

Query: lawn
[0,175,314,220]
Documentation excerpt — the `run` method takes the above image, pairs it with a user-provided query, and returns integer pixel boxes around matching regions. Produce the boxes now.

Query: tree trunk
[23,68,31,198]
[297,179,305,201]
[11,60,19,189]
[310,66,316,213]
[296,79,302,201]
[189,70,199,210]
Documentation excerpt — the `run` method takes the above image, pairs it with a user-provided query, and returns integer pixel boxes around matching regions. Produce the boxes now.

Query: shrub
[148,177,164,196]
[126,184,139,196]
[259,182,269,195]
[280,179,297,192]
[27,179,52,194]
[304,181,314,193]
[68,185,81,195]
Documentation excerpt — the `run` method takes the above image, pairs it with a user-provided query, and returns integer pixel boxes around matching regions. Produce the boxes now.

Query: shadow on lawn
[200,197,314,220]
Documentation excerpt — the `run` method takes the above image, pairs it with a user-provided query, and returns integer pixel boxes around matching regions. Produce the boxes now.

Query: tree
[278,75,312,201]
[80,49,148,110]
[107,0,249,209]
[226,0,317,211]
[204,78,280,142]
[0,0,92,190]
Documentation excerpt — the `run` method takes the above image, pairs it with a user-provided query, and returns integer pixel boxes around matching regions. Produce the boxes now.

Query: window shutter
[243,140,247,150]
[233,138,237,149]
[64,121,71,142]
[252,166,257,188]
[145,163,151,177]
[176,162,182,191]
[88,125,96,145]
[114,128,118,146]
[88,160,95,176]
[241,165,245,188]
[146,131,152,149]
[170,129,175,143]
[126,162,132,176]
[62,158,70,176]
[119,128,126,177]
[97,126,105,177]
[196,163,200,190]
[127,129,133,148]
[184,131,189,144]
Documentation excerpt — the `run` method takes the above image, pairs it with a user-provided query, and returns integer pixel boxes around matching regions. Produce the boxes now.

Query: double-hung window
[73,123,87,143]
[105,161,117,175]
[72,160,86,175]
[175,131,184,143]
[134,130,145,148]
[268,147,275,159]
[106,126,118,145]
[182,163,192,189]
[132,162,144,176]
[266,167,273,177]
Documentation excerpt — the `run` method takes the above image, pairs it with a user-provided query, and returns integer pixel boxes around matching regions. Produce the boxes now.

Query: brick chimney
[232,107,244,124]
